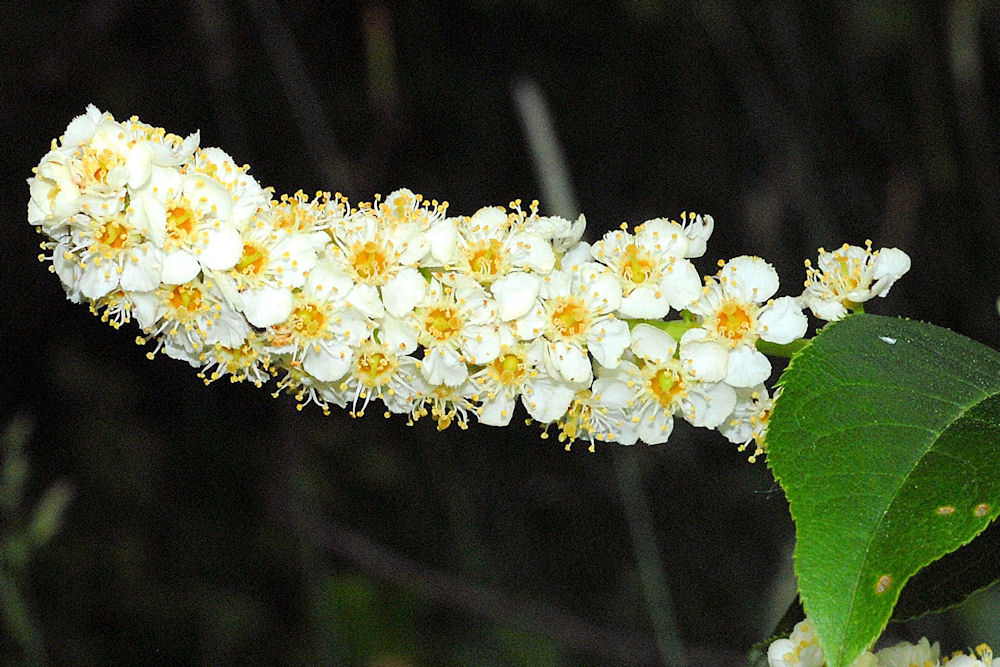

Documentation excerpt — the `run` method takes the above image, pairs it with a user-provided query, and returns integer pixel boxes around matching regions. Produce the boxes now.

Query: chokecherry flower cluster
[768,617,994,667]
[29,106,911,451]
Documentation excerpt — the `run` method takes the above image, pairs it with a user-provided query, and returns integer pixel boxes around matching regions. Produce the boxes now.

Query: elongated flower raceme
[29,106,908,452]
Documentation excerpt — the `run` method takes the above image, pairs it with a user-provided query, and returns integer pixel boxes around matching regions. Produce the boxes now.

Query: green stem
[755,338,811,359]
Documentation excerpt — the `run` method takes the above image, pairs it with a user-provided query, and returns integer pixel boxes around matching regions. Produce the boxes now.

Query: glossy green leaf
[767,314,1000,667]
[891,515,1000,621]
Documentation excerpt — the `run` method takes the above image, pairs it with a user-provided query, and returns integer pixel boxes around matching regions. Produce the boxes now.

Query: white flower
[441,206,556,321]
[131,165,244,284]
[388,275,499,387]
[591,218,703,318]
[766,619,825,667]
[799,241,911,321]
[685,256,807,388]
[528,262,629,386]
[59,211,164,300]
[129,277,251,356]
[325,210,428,318]
[553,370,638,449]
[264,259,372,383]
[321,338,423,417]
[224,203,324,327]
[718,384,774,462]
[469,334,574,427]
[874,637,940,666]
[623,324,737,444]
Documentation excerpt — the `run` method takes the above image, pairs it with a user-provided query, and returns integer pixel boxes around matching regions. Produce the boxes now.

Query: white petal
[79,265,119,300]
[491,272,541,321]
[637,409,674,445]
[522,377,575,423]
[722,256,779,303]
[725,345,772,387]
[478,394,516,427]
[348,283,385,320]
[758,296,808,344]
[684,382,737,429]
[120,247,163,293]
[461,325,501,364]
[680,340,729,383]
[586,318,630,369]
[421,347,468,386]
[426,217,458,264]
[509,231,555,273]
[618,285,669,319]
[303,345,353,382]
[660,258,702,311]
[161,250,201,284]
[549,341,592,385]
[200,226,243,271]
[380,316,419,354]
[870,247,911,297]
[560,241,593,267]
[630,323,677,364]
[242,286,293,328]
[382,267,427,318]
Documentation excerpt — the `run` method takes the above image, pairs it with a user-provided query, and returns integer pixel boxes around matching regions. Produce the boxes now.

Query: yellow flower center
[488,353,525,386]
[168,284,204,313]
[350,241,391,284]
[715,301,754,343]
[649,368,684,409]
[549,297,590,339]
[236,242,267,276]
[355,348,396,388]
[621,243,655,285]
[166,204,196,242]
[289,303,326,338]
[468,239,505,281]
[96,217,129,252]
[424,306,462,342]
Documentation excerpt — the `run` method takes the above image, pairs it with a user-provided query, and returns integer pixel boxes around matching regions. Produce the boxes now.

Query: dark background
[3,1,1000,664]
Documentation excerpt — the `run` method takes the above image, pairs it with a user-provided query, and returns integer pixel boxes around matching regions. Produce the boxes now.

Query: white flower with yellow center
[718,384,773,462]
[383,275,499,387]
[553,371,638,450]
[524,262,629,386]
[873,637,940,667]
[468,333,570,427]
[130,277,251,360]
[323,208,431,319]
[623,324,737,444]
[766,619,825,667]
[684,256,807,388]
[222,202,325,327]
[438,206,556,321]
[319,338,422,417]
[131,165,244,284]
[592,218,703,318]
[799,241,911,321]
[264,259,372,383]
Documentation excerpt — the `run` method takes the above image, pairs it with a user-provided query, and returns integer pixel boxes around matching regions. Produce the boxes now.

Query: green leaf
[767,314,1000,667]
[891,514,1000,621]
